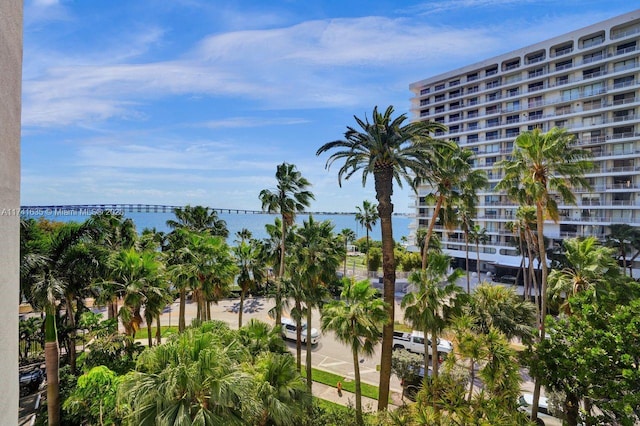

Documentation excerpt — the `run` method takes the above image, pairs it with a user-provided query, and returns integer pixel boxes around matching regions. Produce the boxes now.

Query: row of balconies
[418,37,638,99]
[419,78,638,117]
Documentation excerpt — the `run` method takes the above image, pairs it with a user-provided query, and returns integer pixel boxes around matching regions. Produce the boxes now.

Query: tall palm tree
[469,225,489,280]
[321,279,389,426]
[23,222,91,426]
[355,200,379,273]
[166,204,229,237]
[339,228,357,277]
[547,237,620,313]
[420,145,484,269]
[234,239,265,328]
[402,252,463,378]
[259,162,315,326]
[294,216,343,395]
[317,105,446,410]
[495,126,593,419]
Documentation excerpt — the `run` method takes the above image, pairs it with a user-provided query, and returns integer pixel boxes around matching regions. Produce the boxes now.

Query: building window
[507,87,519,97]
[583,99,603,111]
[528,67,545,78]
[506,128,520,137]
[581,33,604,48]
[506,100,520,112]
[556,75,569,86]
[434,117,445,123]
[554,43,573,56]
[449,79,460,87]
[528,81,544,92]
[528,96,543,108]
[486,130,500,140]
[449,113,461,122]
[486,66,498,76]
[504,59,520,70]
[506,114,519,124]
[467,134,479,143]
[616,41,636,54]
[529,110,543,120]
[449,125,460,133]
[420,99,430,106]
[435,94,445,102]
[526,51,545,64]
[420,109,430,117]
[583,51,603,64]
[467,109,479,118]
[467,72,478,81]
[614,76,635,88]
[468,122,478,130]
[583,66,603,79]
[614,59,636,72]
[556,104,571,115]
[468,85,479,94]
[435,83,445,91]
[555,59,573,71]
[486,79,501,89]
[486,104,499,114]
[582,82,603,96]
[435,106,445,113]
[449,89,461,98]
[487,117,500,127]
[487,92,501,102]
[420,87,430,95]
[450,101,461,110]
[562,87,579,101]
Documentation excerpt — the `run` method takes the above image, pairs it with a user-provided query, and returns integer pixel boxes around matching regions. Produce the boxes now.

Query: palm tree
[118,326,252,425]
[469,225,489,280]
[458,165,487,293]
[467,283,536,344]
[420,145,484,269]
[294,216,344,395]
[547,237,620,313]
[605,224,640,276]
[317,105,446,410]
[23,222,91,426]
[321,279,389,425]
[339,228,357,277]
[254,352,310,426]
[355,200,379,274]
[237,319,287,362]
[495,126,593,419]
[259,162,315,326]
[402,252,463,378]
[166,204,229,237]
[234,239,265,327]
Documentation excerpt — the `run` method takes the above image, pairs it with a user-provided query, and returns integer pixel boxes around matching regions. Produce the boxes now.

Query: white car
[519,393,550,415]
[281,317,320,345]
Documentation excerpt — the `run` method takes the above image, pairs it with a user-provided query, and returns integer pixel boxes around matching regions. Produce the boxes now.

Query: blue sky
[21,0,636,213]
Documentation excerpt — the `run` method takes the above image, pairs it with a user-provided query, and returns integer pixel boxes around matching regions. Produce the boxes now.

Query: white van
[281,317,320,345]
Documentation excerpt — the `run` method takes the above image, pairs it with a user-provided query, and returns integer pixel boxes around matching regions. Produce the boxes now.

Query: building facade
[409,10,640,276]
[0,0,23,423]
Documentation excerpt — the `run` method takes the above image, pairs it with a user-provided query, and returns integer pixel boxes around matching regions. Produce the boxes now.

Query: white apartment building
[409,9,640,277]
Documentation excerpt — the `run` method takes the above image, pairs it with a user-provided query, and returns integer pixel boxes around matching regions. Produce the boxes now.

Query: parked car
[401,366,432,401]
[19,368,44,397]
[281,317,319,345]
[393,330,453,359]
[519,393,550,415]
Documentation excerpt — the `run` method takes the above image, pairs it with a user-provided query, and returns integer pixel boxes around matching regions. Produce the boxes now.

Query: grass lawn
[135,325,179,340]
[303,366,380,401]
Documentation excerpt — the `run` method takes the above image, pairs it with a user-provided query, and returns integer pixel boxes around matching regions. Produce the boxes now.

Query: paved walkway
[311,381,404,411]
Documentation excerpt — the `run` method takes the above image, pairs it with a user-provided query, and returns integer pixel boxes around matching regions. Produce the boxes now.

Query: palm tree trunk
[422,327,430,373]
[305,307,313,395]
[155,314,162,345]
[179,288,186,332]
[344,240,348,277]
[353,347,363,426]
[239,289,245,328]
[276,219,287,326]
[532,203,548,421]
[365,228,370,276]
[374,168,396,412]
[468,359,475,402]
[475,240,481,279]
[146,318,153,347]
[422,196,443,269]
[295,299,302,372]
[44,308,60,426]
[465,231,470,293]
[432,328,440,378]
[65,294,77,374]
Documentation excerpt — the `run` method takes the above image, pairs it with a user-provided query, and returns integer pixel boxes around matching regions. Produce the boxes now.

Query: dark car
[401,366,432,401]
[19,368,44,396]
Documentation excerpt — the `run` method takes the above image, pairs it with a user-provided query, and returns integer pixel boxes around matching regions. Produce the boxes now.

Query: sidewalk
[311,381,404,410]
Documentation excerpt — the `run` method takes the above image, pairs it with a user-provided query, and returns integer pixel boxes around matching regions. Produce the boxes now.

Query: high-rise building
[409,10,640,277]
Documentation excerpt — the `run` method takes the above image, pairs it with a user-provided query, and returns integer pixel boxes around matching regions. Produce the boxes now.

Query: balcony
[616,45,637,55]
[554,46,573,56]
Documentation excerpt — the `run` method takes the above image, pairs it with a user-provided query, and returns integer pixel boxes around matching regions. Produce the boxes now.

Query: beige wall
[0,0,23,424]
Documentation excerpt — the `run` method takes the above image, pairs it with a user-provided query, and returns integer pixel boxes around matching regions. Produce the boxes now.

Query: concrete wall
[0,0,23,424]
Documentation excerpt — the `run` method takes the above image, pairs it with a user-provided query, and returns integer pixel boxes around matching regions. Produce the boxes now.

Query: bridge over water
[20,204,266,215]
[19,204,367,216]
